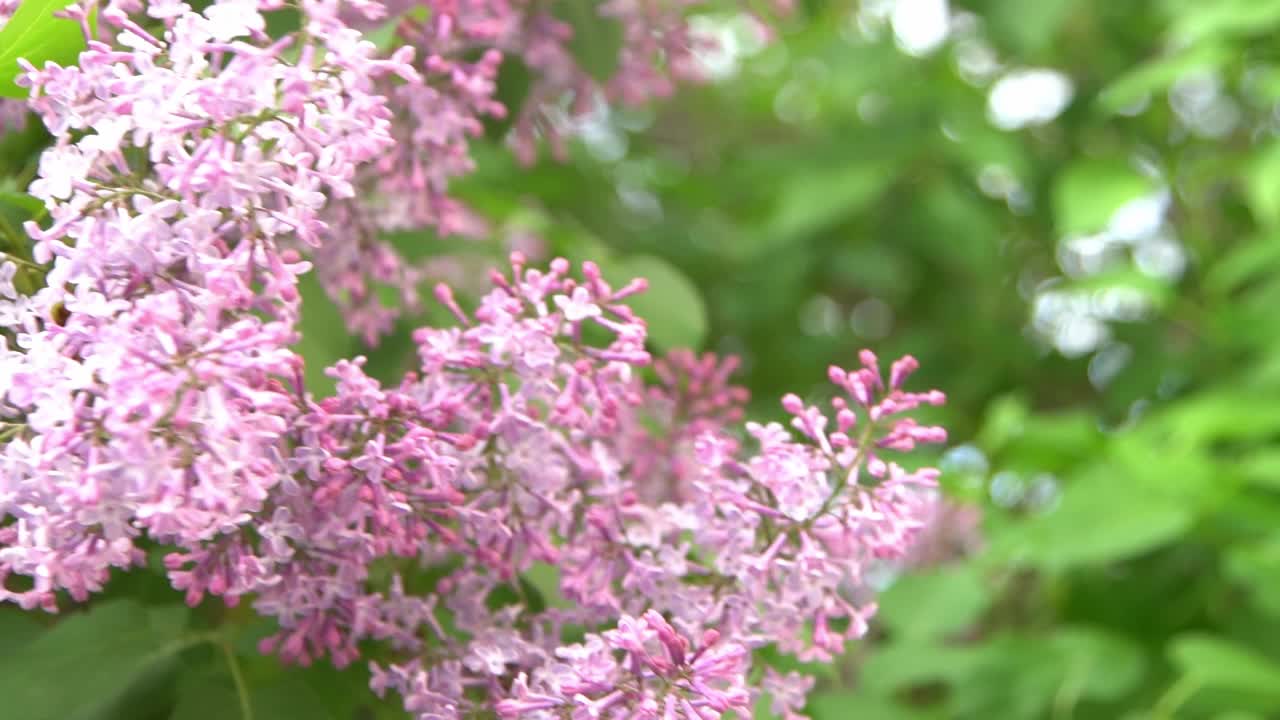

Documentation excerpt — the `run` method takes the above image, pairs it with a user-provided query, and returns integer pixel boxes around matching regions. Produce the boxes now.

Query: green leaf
[1064,268,1176,313]
[608,254,708,350]
[553,0,624,82]
[1204,233,1280,295]
[1226,538,1280,617]
[807,692,944,720]
[363,15,406,52]
[0,189,44,220]
[524,562,572,610]
[295,272,358,397]
[251,674,340,720]
[0,0,90,98]
[987,467,1193,570]
[0,599,195,720]
[1096,43,1230,113]
[757,159,894,251]
[289,661,406,720]
[858,640,983,695]
[485,54,532,141]
[197,655,405,720]
[977,394,1031,453]
[170,679,242,720]
[1237,448,1280,489]
[1047,627,1146,702]
[983,0,1074,55]
[1245,141,1280,227]
[1170,635,1280,701]
[1168,0,1280,42]
[262,7,301,39]
[948,635,1069,720]
[754,640,839,683]
[0,191,43,288]
[989,407,1105,472]
[0,115,49,176]
[877,566,989,642]
[0,607,46,651]
[947,629,1145,719]
[1052,160,1156,236]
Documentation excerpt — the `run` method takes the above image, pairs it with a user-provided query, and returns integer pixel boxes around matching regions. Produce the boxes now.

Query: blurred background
[8,0,1280,718]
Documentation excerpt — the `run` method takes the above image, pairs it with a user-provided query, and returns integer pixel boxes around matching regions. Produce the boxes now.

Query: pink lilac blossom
[308,0,760,340]
[904,499,984,568]
[0,1,947,718]
[0,101,25,132]
[2,0,411,609]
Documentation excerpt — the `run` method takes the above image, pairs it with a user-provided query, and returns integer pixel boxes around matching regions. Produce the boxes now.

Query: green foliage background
[6,0,1280,718]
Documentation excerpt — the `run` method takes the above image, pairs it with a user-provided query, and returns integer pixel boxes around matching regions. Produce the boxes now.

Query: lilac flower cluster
[327,285,947,717]
[311,0,743,342]
[0,1,947,717]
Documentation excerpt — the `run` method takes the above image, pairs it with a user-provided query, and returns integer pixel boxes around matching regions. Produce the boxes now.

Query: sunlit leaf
[1052,160,1157,236]
[1170,635,1280,701]
[0,0,90,98]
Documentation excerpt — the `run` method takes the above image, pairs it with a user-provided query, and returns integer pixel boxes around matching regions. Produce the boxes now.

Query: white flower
[553,287,602,322]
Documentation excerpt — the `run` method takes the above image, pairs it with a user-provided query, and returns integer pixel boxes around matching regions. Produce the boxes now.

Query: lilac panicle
[0,1,944,717]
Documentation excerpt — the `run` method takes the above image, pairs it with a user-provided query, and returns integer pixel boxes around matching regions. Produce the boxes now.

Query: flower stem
[220,638,254,720]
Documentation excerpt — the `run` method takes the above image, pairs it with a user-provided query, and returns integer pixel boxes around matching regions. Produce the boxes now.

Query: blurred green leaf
[554,0,624,82]
[1152,390,1280,444]
[1226,537,1280,617]
[0,608,45,651]
[1246,141,1280,227]
[0,189,43,221]
[0,190,43,291]
[1204,233,1280,295]
[751,158,895,256]
[878,565,990,642]
[1170,635,1280,701]
[1047,627,1146,702]
[977,394,1031,453]
[1237,449,1280,489]
[948,628,1144,719]
[0,600,194,720]
[807,691,944,720]
[170,667,242,720]
[486,54,533,141]
[0,0,90,98]
[983,0,1074,55]
[296,272,359,396]
[1097,43,1230,113]
[524,562,572,610]
[1167,0,1280,42]
[608,254,708,350]
[1064,268,1175,313]
[988,467,1193,570]
[251,674,340,720]
[1053,160,1156,236]
[858,640,983,694]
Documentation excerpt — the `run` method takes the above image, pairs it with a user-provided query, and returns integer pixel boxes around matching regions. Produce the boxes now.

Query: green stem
[220,637,254,720]
[1150,676,1200,720]
[1051,657,1089,720]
